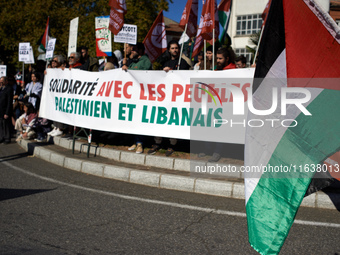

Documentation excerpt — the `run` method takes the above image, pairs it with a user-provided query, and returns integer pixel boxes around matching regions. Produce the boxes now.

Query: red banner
[143,11,167,63]
[191,1,207,58]
[201,0,219,41]
[179,0,198,38]
[109,0,127,35]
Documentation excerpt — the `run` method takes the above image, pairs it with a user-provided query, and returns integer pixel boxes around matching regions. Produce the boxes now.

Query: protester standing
[25,72,43,109]
[79,46,99,71]
[148,40,190,156]
[0,76,14,144]
[122,43,152,154]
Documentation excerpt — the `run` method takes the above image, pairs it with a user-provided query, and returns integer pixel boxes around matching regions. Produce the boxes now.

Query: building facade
[227,0,338,66]
[227,0,268,66]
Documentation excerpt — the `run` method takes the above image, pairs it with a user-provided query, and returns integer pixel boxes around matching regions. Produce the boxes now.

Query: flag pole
[124,42,127,67]
[204,40,206,70]
[45,16,49,70]
[178,24,188,70]
[22,62,24,86]
[253,25,265,66]
[212,29,215,70]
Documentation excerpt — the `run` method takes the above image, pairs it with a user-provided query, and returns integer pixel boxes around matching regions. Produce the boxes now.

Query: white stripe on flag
[244,49,323,203]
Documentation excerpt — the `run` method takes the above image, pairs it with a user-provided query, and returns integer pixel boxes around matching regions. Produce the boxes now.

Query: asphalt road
[1,142,340,255]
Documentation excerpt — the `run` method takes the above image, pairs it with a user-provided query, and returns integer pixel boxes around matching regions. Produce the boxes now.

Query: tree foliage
[246,30,261,62]
[0,0,170,74]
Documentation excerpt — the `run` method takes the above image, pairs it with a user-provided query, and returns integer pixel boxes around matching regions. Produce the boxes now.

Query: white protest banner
[46,38,57,59]
[95,16,112,57]
[19,42,31,62]
[0,65,6,77]
[68,17,79,57]
[114,24,137,45]
[40,68,255,144]
[25,46,35,64]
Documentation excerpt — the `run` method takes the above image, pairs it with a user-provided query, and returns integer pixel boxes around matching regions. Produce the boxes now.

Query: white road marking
[1,159,340,228]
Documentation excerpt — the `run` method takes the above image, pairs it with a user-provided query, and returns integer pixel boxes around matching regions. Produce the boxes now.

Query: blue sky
[164,0,203,24]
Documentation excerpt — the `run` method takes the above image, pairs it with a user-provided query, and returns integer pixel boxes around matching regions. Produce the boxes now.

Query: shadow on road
[0,188,55,201]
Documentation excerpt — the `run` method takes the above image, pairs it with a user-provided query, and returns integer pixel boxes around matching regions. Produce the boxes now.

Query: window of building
[235,48,253,66]
[236,14,263,35]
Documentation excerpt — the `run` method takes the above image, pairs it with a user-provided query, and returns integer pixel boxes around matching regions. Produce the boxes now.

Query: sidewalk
[16,136,340,210]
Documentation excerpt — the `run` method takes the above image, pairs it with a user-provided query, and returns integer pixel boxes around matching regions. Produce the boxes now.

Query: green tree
[246,30,261,63]
[0,0,170,75]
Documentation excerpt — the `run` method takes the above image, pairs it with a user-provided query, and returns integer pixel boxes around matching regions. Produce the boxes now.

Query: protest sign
[95,16,112,57]
[68,17,79,57]
[114,24,137,45]
[25,47,35,64]
[46,38,56,59]
[18,42,31,62]
[0,65,6,77]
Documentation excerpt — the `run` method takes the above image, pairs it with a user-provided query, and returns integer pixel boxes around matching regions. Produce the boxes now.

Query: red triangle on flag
[284,0,340,90]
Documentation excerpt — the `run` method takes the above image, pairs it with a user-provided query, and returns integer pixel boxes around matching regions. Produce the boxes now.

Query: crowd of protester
[0,41,250,162]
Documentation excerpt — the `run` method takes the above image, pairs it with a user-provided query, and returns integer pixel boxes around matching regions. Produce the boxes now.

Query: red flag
[109,0,126,9]
[179,0,198,38]
[201,0,219,40]
[143,11,167,63]
[261,0,272,27]
[109,0,127,35]
[191,1,207,58]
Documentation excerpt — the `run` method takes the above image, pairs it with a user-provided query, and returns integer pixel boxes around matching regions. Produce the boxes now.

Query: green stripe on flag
[246,89,340,254]
[218,11,229,43]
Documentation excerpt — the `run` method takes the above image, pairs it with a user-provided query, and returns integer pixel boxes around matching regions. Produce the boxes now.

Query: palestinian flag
[37,17,50,52]
[245,0,340,254]
[218,0,232,45]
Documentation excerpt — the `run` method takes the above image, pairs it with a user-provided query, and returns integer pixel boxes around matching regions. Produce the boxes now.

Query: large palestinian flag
[245,0,340,254]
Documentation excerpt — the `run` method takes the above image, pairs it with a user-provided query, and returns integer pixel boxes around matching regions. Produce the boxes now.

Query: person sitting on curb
[15,102,37,141]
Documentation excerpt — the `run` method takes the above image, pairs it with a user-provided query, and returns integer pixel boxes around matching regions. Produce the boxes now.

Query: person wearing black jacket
[163,40,191,71]
[0,76,13,144]
[148,40,190,156]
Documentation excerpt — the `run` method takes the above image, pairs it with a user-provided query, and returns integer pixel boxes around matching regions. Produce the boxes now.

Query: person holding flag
[163,40,191,72]
[147,40,190,157]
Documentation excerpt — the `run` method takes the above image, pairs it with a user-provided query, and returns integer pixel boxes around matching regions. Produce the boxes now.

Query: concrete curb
[53,136,245,177]
[17,138,340,210]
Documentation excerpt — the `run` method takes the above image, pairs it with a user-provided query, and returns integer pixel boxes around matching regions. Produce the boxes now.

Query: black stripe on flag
[253,0,285,92]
